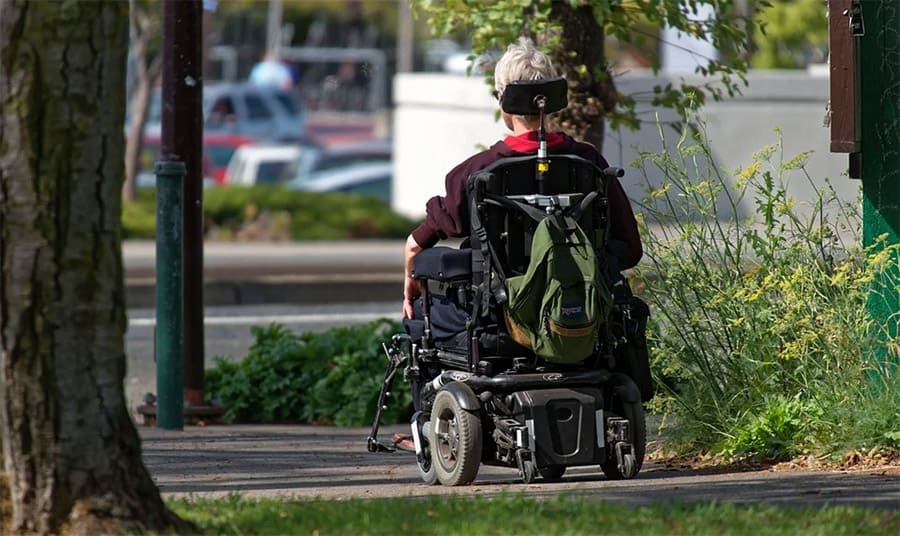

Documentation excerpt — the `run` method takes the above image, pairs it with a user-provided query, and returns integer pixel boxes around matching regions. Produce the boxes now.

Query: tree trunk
[124,63,159,202]
[541,1,617,151]
[0,2,188,534]
[123,2,162,203]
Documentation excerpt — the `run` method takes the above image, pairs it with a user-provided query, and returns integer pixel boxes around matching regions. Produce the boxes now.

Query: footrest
[366,436,397,453]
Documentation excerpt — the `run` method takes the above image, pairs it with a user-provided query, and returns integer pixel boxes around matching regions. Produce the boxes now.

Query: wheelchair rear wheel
[600,380,646,480]
[430,390,482,486]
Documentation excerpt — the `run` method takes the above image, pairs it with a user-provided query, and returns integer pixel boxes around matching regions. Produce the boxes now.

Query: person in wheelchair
[402,38,642,323]
[372,37,653,485]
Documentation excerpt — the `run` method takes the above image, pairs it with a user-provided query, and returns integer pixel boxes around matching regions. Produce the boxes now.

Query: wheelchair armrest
[412,247,472,282]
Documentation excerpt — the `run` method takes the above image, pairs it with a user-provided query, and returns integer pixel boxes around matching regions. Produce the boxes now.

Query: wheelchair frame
[367,78,648,486]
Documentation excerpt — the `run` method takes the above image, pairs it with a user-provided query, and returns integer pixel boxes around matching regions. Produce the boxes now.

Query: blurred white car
[280,139,392,185]
[288,161,392,203]
[224,145,309,186]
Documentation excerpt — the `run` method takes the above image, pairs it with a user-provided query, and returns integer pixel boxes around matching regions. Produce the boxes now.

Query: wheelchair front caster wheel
[621,452,637,479]
[413,414,439,485]
[519,460,536,484]
[600,379,646,480]
[416,451,438,485]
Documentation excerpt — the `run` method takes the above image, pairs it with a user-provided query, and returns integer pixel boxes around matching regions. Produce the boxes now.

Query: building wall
[393,70,859,227]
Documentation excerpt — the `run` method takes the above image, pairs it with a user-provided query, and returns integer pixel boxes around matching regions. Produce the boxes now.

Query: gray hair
[493,37,559,99]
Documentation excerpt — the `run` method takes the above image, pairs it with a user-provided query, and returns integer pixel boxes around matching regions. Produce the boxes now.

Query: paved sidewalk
[141,424,900,508]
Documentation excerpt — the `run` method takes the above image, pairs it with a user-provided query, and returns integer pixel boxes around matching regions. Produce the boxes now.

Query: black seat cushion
[412,247,472,282]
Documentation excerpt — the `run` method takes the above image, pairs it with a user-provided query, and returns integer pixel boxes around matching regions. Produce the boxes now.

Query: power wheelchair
[367,78,652,486]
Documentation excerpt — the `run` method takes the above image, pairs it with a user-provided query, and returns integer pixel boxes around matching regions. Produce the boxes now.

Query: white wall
[393,70,859,225]
[392,74,508,218]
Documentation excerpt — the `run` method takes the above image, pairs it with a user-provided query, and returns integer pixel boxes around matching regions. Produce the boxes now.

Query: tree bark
[541,1,617,151]
[0,2,188,534]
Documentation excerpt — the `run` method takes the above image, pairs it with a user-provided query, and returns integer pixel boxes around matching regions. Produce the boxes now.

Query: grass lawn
[170,493,899,535]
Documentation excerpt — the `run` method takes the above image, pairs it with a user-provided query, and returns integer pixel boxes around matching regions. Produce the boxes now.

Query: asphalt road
[122,239,446,308]
[123,240,404,280]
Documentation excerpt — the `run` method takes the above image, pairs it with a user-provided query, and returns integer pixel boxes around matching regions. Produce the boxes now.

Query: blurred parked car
[307,139,391,173]
[224,145,311,186]
[281,139,392,185]
[136,133,253,186]
[142,82,306,142]
[204,133,256,184]
[288,161,392,203]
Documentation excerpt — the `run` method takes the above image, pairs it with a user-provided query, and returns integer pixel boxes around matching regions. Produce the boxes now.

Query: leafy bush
[632,126,900,461]
[121,190,157,239]
[122,186,417,240]
[205,320,413,426]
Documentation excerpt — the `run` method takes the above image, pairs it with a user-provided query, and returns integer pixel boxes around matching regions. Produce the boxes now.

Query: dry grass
[648,444,900,476]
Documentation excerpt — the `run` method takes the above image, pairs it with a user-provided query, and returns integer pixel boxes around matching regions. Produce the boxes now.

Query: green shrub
[121,192,157,239]
[205,320,413,426]
[632,125,900,461]
[122,186,417,240]
[204,186,415,240]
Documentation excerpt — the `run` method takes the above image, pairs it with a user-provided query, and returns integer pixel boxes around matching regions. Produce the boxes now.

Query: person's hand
[403,276,420,319]
[402,234,423,319]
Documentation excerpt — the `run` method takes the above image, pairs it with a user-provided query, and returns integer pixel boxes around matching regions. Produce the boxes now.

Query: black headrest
[500,77,567,115]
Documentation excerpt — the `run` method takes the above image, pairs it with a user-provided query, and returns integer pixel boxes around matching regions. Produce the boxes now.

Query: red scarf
[503,131,565,153]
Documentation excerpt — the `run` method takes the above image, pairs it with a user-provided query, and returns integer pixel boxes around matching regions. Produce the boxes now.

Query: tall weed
[632,125,899,461]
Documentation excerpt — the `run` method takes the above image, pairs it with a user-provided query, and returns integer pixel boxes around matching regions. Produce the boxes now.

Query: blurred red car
[138,134,255,186]
[203,133,255,184]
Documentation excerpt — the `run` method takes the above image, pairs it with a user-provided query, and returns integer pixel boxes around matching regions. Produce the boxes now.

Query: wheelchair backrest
[467,154,610,278]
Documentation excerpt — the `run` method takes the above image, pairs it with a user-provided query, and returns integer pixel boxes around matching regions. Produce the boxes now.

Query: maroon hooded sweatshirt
[411,131,643,269]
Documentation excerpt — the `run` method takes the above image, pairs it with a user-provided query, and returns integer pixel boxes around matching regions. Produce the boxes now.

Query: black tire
[538,464,566,482]
[416,451,438,485]
[416,418,438,485]
[430,390,482,486]
[600,380,646,480]
[520,459,537,484]
[615,341,654,403]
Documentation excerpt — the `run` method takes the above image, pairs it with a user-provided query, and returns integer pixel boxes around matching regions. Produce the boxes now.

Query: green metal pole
[858,0,900,365]
[155,160,185,430]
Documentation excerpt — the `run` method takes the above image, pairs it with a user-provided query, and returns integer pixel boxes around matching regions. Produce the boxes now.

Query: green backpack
[504,213,611,364]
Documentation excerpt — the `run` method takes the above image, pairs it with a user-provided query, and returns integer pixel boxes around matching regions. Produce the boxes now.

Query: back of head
[493,37,559,99]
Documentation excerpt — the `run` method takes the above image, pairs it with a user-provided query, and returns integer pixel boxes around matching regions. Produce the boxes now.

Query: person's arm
[607,177,643,269]
[582,143,643,269]
[403,234,423,319]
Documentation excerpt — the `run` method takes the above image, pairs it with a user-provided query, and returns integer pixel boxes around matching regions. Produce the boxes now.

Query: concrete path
[141,424,900,508]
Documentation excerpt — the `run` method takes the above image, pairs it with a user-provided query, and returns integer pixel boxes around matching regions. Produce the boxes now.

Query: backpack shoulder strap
[484,193,548,223]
